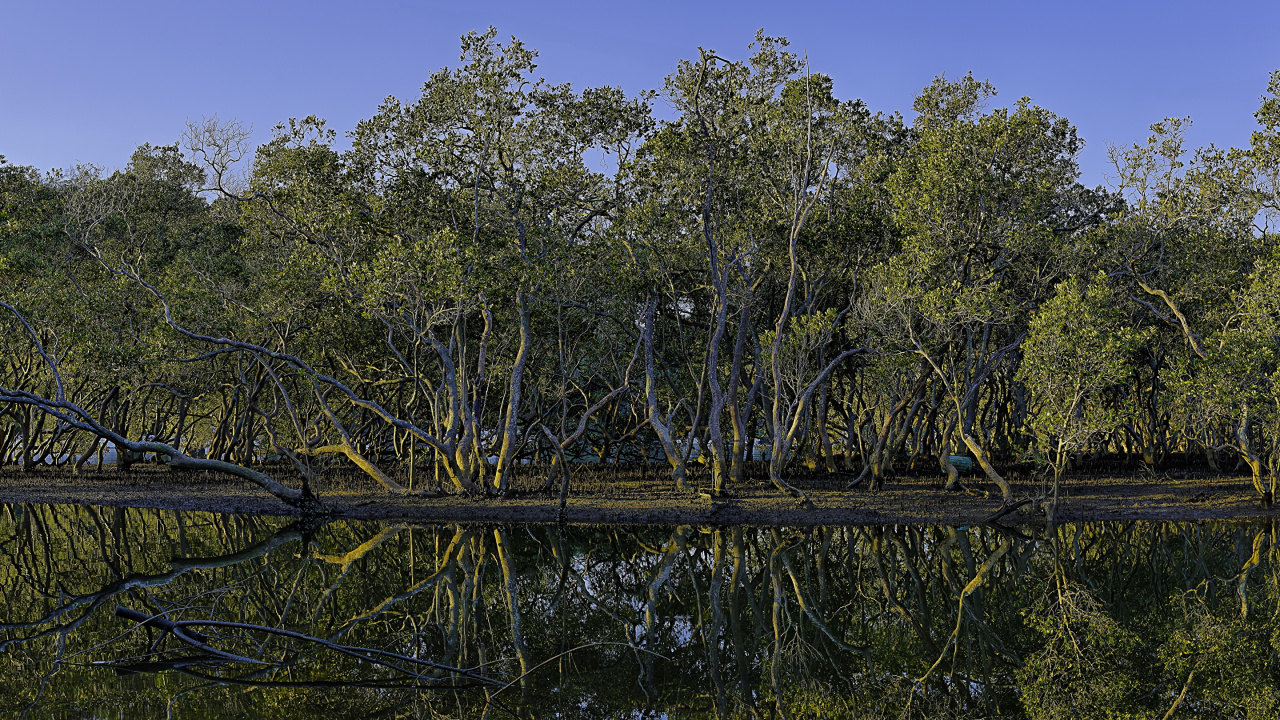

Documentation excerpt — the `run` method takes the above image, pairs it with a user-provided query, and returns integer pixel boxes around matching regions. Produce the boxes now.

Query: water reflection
[0,505,1276,719]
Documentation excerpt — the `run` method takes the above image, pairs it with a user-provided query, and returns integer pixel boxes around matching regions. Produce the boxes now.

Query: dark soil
[1,462,1274,526]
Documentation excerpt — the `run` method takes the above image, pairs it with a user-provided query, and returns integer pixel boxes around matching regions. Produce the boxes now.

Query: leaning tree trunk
[1237,404,1272,503]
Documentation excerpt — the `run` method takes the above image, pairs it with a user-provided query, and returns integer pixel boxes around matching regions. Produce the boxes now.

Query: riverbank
[0,464,1273,525]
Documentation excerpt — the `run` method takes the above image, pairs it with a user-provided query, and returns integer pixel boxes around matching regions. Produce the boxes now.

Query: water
[0,505,1276,719]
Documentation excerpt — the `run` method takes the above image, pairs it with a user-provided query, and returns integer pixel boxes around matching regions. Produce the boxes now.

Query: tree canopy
[2,31,1278,511]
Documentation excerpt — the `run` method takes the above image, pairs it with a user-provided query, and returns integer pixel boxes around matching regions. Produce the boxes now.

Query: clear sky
[3,0,1277,187]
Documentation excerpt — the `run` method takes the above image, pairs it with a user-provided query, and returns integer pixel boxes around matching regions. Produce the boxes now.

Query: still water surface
[0,504,1276,719]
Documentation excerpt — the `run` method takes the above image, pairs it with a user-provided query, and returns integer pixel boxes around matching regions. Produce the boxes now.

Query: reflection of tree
[1,506,1278,718]
[1017,582,1144,718]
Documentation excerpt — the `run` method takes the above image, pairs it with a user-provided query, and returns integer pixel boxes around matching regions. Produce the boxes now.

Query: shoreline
[1,466,1274,526]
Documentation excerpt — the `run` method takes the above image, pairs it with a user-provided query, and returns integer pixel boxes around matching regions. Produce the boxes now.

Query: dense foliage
[2,30,1279,507]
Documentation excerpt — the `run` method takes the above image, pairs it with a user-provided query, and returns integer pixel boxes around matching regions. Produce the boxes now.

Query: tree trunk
[1237,404,1271,502]
[643,298,692,492]
[494,292,531,494]
[816,382,837,473]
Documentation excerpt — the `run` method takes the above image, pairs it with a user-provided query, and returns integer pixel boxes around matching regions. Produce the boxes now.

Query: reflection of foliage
[1158,586,1280,720]
[1017,583,1145,719]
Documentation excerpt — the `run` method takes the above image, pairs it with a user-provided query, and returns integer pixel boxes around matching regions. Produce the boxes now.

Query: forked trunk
[494,292,531,494]
[643,298,692,492]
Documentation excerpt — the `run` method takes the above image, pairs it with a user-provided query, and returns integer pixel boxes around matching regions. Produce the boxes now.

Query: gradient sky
[3,0,1277,187]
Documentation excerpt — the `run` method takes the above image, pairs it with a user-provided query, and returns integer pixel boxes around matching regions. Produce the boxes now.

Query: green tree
[880,74,1114,503]
[1017,276,1148,502]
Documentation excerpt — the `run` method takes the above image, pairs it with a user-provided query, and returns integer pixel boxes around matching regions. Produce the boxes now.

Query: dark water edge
[0,503,1277,719]
[3,465,1274,528]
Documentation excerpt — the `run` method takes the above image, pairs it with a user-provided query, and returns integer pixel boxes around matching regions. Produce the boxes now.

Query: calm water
[0,505,1276,719]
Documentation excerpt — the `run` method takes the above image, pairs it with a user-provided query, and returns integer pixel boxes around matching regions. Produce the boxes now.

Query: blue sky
[3,0,1277,187]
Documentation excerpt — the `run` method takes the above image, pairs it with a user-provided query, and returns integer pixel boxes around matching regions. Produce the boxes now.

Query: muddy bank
[1,464,1274,526]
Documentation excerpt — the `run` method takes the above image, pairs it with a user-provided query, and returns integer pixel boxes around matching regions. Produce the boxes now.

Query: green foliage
[1017,583,1147,719]
[1018,277,1150,476]
[1158,592,1280,720]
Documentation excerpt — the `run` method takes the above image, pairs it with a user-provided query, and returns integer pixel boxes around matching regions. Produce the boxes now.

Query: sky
[2,0,1278,188]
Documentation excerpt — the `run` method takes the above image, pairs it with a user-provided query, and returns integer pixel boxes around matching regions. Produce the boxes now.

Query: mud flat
[1,464,1274,526]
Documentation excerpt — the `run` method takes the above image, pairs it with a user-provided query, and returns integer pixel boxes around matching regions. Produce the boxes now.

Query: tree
[628,32,888,498]
[880,74,1113,504]
[1017,277,1148,503]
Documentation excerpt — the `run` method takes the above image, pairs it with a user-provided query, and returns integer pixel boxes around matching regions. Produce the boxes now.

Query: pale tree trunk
[727,303,756,484]
[705,280,731,494]
[766,223,809,501]
[859,377,927,491]
[769,348,874,502]
[816,382,837,473]
[410,316,486,495]
[301,442,418,494]
[883,387,927,481]
[764,106,842,501]
[642,297,692,492]
[18,405,33,472]
[959,426,1014,504]
[957,369,1016,504]
[858,392,908,490]
[1237,403,1272,502]
[916,334,1023,505]
[494,292,531,494]
[688,60,735,497]
[537,360,634,504]
[0,423,16,466]
[939,417,961,491]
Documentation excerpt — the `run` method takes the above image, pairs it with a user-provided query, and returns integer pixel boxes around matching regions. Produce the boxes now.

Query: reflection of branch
[982,521,1033,542]
[909,536,1012,708]
[329,527,473,639]
[173,668,482,691]
[165,617,499,684]
[312,525,406,568]
[0,522,309,652]
[550,547,636,629]
[776,544,864,653]
[863,528,939,657]
[308,525,409,612]
[985,499,1031,523]
[1160,670,1195,720]
[1235,530,1268,620]
[486,641,672,702]
[115,607,265,665]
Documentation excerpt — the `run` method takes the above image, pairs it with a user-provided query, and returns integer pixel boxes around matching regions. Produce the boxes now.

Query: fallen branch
[985,499,1031,523]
